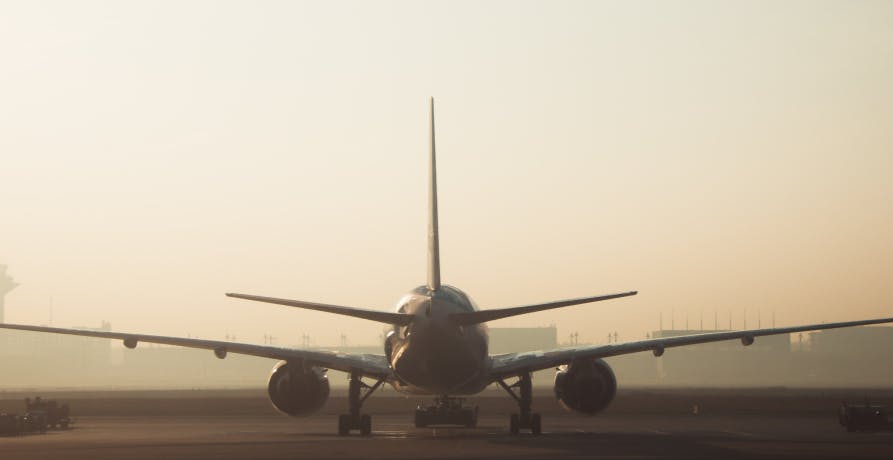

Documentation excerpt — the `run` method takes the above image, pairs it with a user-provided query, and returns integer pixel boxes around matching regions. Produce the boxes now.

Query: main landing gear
[338,371,384,436]
[497,372,541,435]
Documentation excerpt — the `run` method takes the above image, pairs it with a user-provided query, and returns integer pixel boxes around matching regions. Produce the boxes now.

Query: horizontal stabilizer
[449,291,637,326]
[226,293,414,326]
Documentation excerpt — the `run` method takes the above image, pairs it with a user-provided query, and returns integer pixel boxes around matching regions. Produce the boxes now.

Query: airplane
[2,98,892,436]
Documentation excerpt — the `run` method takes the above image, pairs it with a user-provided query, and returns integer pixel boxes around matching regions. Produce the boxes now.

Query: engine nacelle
[554,358,617,415]
[267,361,330,416]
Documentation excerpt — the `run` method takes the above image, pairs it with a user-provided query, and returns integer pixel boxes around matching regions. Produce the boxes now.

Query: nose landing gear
[497,372,541,435]
[338,371,384,436]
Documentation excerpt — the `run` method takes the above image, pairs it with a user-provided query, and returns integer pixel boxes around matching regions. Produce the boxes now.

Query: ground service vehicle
[0,413,23,435]
[840,402,888,432]
[25,397,71,429]
[415,397,478,429]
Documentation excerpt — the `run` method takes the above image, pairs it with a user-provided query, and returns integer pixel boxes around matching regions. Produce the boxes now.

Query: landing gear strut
[338,371,384,436]
[497,372,541,435]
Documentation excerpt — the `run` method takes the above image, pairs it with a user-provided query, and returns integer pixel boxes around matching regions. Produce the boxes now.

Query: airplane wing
[488,316,893,379]
[0,323,392,378]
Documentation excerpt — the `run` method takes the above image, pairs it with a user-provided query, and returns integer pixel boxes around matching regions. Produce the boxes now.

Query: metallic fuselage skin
[386,285,490,395]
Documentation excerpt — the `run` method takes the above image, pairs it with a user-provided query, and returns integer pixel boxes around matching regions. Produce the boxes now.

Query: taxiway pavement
[2,414,892,459]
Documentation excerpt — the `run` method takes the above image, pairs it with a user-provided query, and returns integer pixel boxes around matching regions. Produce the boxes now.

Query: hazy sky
[1,0,891,348]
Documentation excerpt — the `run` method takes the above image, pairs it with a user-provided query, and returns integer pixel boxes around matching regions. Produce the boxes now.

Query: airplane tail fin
[448,291,637,325]
[427,97,441,291]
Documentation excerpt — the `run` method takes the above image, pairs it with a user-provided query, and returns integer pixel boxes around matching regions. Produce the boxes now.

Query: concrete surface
[2,413,892,459]
[2,390,893,459]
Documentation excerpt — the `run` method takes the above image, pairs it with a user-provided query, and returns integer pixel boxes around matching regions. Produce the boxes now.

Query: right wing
[0,323,392,378]
[489,316,893,378]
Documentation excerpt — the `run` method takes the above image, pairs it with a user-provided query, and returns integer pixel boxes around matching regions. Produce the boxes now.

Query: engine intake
[267,361,330,416]
[554,358,617,415]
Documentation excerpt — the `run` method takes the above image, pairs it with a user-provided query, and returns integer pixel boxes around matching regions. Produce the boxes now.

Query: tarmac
[3,413,893,459]
[2,391,892,459]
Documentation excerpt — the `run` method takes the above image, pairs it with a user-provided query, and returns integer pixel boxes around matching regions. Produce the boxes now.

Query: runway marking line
[720,429,753,437]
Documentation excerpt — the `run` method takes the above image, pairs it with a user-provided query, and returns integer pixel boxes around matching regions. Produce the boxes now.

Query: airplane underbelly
[391,332,488,395]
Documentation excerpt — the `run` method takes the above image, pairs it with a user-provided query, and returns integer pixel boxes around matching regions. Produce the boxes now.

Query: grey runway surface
[3,414,892,459]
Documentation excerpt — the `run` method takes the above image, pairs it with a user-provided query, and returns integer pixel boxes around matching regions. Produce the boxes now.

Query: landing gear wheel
[464,406,478,428]
[499,372,541,435]
[414,410,427,428]
[338,372,384,435]
[360,414,372,436]
[531,413,542,435]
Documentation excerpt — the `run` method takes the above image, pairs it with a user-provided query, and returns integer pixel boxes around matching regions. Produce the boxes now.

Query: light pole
[0,265,18,324]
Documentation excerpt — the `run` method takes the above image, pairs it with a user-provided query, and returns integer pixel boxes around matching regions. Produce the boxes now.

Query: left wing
[226,293,414,326]
[489,316,893,378]
[0,323,392,377]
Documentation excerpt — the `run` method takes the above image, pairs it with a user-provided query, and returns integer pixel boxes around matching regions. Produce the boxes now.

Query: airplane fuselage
[386,285,490,395]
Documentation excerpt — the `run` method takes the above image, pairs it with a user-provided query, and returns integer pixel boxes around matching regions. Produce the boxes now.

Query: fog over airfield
[1,1,891,349]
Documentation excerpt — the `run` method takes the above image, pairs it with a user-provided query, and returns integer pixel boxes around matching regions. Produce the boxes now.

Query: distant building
[802,327,893,386]
[488,326,557,355]
[0,322,113,387]
[116,346,273,387]
[647,329,793,385]
[809,327,893,355]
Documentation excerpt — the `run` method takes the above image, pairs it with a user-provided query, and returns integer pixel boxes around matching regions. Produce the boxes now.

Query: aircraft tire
[414,410,427,428]
[337,414,350,436]
[360,414,372,436]
[531,413,542,435]
[509,414,519,435]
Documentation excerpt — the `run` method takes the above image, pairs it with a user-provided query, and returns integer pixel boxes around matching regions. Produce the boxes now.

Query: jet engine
[554,358,617,415]
[267,361,330,416]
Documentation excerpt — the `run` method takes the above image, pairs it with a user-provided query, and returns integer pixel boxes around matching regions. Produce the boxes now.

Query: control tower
[0,265,18,323]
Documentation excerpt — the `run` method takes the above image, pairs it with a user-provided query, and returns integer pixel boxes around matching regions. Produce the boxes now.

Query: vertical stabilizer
[427,97,441,291]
